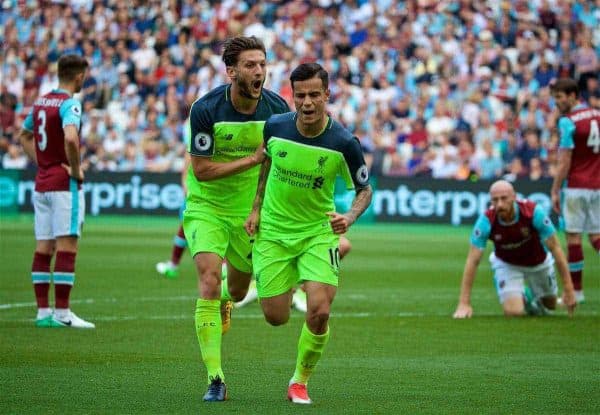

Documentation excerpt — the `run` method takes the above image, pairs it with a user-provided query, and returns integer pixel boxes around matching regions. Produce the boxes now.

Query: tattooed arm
[328,185,373,234]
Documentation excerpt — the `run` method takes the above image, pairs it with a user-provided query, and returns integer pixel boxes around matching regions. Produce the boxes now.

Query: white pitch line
[0,296,198,310]
[2,296,598,318]
[0,310,598,323]
[0,293,465,311]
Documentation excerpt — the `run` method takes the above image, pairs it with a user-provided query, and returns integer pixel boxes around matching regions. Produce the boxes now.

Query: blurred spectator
[429,134,459,179]
[535,51,557,88]
[473,110,497,148]
[518,129,542,169]
[118,141,145,172]
[1,0,598,181]
[426,101,455,144]
[590,89,600,110]
[528,157,546,181]
[0,86,17,141]
[2,143,28,169]
[476,139,504,180]
[572,30,598,92]
[503,157,527,182]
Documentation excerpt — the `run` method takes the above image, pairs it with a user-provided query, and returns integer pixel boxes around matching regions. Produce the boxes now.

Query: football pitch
[1,215,598,414]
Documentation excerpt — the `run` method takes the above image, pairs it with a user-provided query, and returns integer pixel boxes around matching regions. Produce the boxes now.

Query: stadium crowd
[1,0,599,180]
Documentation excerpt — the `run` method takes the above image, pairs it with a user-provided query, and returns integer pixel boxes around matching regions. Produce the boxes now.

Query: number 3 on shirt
[588,120,600,153]
[37,110,48,151]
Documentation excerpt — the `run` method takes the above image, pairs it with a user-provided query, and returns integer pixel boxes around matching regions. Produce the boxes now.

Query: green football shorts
[183,209,253,274]
[253,232,340,298]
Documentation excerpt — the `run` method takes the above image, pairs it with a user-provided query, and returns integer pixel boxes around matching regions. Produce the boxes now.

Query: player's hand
[251,142,266,165]
[453,303,473,319]
[327,212,351,234]
[62,163,84,181]
[244,209,260,236]
[551,190,561,214]
[562,289,577,317]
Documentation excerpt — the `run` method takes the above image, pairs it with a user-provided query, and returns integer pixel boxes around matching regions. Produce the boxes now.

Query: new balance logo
[312,176,324,189]
[277,151,287,158]
[224,134,234,141]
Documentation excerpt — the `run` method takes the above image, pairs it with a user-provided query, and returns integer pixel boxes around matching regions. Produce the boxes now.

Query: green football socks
[195,299,224,383]
[220,266,232,302]
[292,322,330,385]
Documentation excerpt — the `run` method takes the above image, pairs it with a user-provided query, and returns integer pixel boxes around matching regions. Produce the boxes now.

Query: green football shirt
[186,84,289,216]
[260,112,370,238]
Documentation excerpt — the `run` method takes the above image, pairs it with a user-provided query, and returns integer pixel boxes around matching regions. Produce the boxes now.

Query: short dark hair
[289,63,329,90]
[551,78,579,97]
[57,54,89,82]
[221,36,266,67]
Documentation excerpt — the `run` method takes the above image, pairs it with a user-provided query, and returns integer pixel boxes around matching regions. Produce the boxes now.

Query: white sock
[54,308,70,319]
[36,308,52,320]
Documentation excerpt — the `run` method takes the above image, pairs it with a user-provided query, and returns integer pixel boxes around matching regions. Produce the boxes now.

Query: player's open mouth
[252,80,262,90]
[302,110,315,115]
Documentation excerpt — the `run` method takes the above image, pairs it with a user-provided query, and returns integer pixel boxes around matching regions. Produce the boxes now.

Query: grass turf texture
[1,215,598,414]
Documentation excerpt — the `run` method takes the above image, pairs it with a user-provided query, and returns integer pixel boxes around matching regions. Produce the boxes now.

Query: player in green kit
[184,36,290,402]
[245,63,373,404]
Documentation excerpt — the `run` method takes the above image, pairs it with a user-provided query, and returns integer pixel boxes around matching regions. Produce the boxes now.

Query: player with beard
[184,36,290,402]
[453,180,576,318]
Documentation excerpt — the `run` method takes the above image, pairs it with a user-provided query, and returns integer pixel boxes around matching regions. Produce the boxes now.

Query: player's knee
[502,300,526,317]
[503,308,526,317]
[590,236,600,252]
[36,241,56,256]
[228,285,248,302]
[264,311,290,326]
[307,309,330,332]
[198,270,222,297]
[541,296,556,310]
[566,234,582,245]
[200,268,221,282]
[339,238,352,259]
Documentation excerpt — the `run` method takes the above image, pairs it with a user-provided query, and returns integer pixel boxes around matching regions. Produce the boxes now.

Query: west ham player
[453,180,576,319]
[551,78,600,304]
[17,54,94,328]
[245,63,372,404]
[156,152,190,280]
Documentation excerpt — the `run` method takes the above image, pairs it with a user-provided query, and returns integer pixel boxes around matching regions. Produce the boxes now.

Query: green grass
[1,215,599,414]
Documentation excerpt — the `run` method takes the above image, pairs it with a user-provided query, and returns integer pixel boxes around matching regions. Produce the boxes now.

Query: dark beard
[237,78,260,100]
